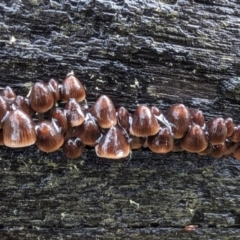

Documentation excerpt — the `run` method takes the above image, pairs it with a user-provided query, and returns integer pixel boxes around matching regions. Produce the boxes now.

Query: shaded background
[1,0,240,239]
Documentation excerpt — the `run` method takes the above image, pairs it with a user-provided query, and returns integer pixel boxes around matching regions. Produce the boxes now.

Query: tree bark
[0,0,240,239]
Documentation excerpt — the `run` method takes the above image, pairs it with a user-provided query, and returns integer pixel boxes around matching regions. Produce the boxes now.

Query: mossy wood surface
[1,0,240,239]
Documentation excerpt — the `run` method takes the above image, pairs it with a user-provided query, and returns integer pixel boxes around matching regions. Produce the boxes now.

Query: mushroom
[0,96,10,129]
[95,126,130,159]
[48,78,60,101]
[62,73,86,102]
[207,117,227,145]
[74,113,101,147]
[225,117,234,137]
[165,104,191,139]
[189,109,205,127]
[129,105,160,137]
[11,95,34,117]
[50,108,68,134]
[147,127,174,153]
[63,137,85,159]
[35,120,64,152]
[3,109,36,148]
[29,82,55,115]
[65,98,85,127]
[90,95,117,129]
[180,124,208,153]
[117,106,130,130]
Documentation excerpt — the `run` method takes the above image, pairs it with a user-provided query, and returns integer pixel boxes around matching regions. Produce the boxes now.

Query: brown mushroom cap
[3,109,36,148]
[12,95,34,117]
[62,74,86,102]
[211,142,227,159]
[48,78,60,101]
[189,109,205,127]
[74,113,101,146]
[65,98,85,127]
[2,86,16,102]
[35,120,64,152]
[150,106,161,116]
[0,96,10,129]
[230,125,240,143]
[117,106,130,130]
[180,124,208,153]
[147,127,174,153]
[29,82,55,113]
[225,117,234,137]
[95,126,130,159]
[51,108,68,133]
[63,137,85,159]
[90,95,117,129]
[129,105,160,137]
[166,104,191,139]
[207,117,227,145]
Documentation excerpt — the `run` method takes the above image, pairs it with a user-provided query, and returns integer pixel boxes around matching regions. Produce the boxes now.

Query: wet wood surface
[0,0,240,239]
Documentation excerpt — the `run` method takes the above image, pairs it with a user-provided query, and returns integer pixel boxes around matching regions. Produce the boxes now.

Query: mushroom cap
[63,137,85,159]
[225,117,234,137]
[95,126,130,159]
[29,82,55,113]
[117,106,130,130]
[62,74,86,102]
[2,86,16,102]
[35,120,64,152]
[147,127,174,153]
[3,109,36,148]
[12,95,34,117]
[51,108,68,133]
[150,106,161,116]
[189,109,205,127]
[90,95,117,129]
[211,142,227,159]
[233,145,240,160]
[48,78,60,101]
[74,113,101,146]
[207,117,227,144]
[0,96,10,129]
[180,124,208,153]
[166,104,191,139]
[65,98,85,127]
[230,125,240,142]
[129,105,160,137]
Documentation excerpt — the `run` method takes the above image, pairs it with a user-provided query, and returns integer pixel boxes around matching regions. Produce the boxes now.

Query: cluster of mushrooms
[1,72,240,160]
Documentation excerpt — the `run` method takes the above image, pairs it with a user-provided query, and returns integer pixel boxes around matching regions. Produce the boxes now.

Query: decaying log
[0,0,240,239]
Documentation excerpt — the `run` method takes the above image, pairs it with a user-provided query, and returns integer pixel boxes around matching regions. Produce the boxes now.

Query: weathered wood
[0,0,240,239]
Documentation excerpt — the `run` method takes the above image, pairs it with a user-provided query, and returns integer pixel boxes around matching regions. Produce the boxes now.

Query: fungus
[63,137,85,159]
[147,127,173,153]
[51,108,68,134]
[74,113,101,146]
[29,82,55,113]
[35,120,64,152]
[90,95,117,129]
[62,73,86,102]
[207,117,227,144]
[3,109,36,148]
[225,117,234,137]
[48,78,60,101]
[211,142,227,159]
[189,109,205,127]
[129,105,160,137]
[0,96,10,129]
[117,106,130,130]
[95,126,130,159]
[180,124,208,153]
[12,95,34,117]
[166,104,191,139]
[65,98,85,127]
